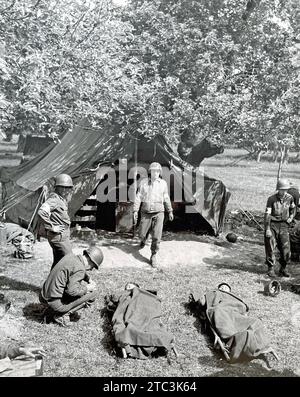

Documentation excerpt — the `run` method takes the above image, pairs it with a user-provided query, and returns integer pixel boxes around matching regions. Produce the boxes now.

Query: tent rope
[24,187,47,234]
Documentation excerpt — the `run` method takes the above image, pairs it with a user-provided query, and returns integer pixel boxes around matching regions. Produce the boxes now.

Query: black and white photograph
[0,0,299,381]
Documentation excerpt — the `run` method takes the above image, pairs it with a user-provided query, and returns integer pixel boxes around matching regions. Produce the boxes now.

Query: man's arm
[38,196,64,233]
[0,343,21,360]
[163,181,173,213]
[264,197,272,236]
[133,183,143,213]
[133,181,144,224]
[288,199,296,222]
[64,270,88,297]
[38,198,55,231]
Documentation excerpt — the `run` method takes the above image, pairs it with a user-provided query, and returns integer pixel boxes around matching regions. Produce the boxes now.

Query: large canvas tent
[0,124,230,236]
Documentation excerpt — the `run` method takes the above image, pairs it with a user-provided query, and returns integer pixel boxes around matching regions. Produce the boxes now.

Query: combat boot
[150,254,158,268]
[139,240,146,249]
[53,313,72,327]
[278,268,290,278]
[69,311,81,322]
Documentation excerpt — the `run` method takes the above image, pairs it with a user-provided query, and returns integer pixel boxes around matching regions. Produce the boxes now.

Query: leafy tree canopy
[0,0,299,152]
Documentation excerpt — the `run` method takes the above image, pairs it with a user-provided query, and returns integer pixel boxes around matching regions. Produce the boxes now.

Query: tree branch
[0,0,16,13]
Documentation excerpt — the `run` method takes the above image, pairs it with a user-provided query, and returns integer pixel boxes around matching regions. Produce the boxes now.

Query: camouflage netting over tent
[0,124,230,236]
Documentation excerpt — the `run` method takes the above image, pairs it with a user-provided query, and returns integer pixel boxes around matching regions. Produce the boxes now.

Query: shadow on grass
[113,243,150,265]
[202,254,266,276]
[99,307,119,358]
[181,299,221,359]
[204,357,298,377]
[0,275,40,294]
[23,303,46,323]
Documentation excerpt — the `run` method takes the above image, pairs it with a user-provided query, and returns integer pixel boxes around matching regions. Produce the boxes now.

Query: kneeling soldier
[264,178,296,278]
[39,246,104,326]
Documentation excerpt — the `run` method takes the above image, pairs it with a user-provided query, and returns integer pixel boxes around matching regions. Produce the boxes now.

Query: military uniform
[265,192,295,272]
[133,177,173,255]
[38,192,73,268]
[288,187,300,220]
[39,253,96,316]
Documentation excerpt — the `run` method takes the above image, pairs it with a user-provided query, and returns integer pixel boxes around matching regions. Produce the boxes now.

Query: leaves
[0,0,298,151]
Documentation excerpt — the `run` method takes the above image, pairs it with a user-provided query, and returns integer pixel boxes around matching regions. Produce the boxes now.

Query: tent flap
[0,126,230,234]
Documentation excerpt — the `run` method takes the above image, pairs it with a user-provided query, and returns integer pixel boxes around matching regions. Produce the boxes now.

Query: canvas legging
[265,221,290,269]
[139,212,164,254]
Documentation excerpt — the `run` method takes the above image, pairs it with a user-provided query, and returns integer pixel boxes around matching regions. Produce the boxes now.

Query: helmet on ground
[84,246,104,269]
[55,174,73,188]
[276,178,290,190]
[218,282,232,292]
[226,232,237,243]
[149,162,162,172]
[264,280,281,297]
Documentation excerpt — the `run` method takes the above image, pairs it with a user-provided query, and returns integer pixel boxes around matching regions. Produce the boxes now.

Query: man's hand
[168,212,174,222]
[51,225,64,233]
[87,280,97,292]
[265,229,272,238]
[133,212,138,225]
[18,347,46,358]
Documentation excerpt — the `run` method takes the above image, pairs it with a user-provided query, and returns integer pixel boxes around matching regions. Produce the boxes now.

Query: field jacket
[133,177,172,214]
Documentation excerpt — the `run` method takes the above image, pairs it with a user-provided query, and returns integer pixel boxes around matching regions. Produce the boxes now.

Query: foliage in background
[0,0,299,152]
[122,0,300,149]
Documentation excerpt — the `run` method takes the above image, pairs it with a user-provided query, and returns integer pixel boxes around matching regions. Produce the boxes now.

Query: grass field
[202,148,300,212]
[1,231,300,377]
[0,144,300,377]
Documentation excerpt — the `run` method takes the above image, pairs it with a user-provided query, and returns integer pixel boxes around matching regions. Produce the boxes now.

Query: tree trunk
[284,148,289,164]
[277,146,285,185]
[256,150,263,162]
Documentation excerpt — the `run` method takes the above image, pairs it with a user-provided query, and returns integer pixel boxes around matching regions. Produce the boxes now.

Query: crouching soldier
[39,246,104,326]
[38,174,74,269]
[133,162,173,268]
[264,178,296,278]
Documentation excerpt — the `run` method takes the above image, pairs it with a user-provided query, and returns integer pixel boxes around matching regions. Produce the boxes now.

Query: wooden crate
[0,356,43,377]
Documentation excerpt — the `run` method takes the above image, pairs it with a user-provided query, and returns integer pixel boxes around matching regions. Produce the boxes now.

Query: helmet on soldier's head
[83,246,104,269]
[55,174,73,188]
[226,232,237,243]
[276,178,290,190]
[149,162,162,173]
[289,181,299,190]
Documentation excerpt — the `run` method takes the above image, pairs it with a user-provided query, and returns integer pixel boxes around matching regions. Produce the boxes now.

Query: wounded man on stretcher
[105,283,177,359]
[188,283,279,364]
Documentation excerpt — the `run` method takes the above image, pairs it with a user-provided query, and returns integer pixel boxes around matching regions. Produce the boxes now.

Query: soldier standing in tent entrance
[264,178,296,278]
[133,162,173,268]
[38,174,74,269]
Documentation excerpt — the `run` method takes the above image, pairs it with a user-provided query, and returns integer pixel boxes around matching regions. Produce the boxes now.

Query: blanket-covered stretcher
[189,289,279,363]
[105,286,176,359]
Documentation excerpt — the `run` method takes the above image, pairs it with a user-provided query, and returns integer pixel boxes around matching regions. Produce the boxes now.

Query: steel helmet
[276,178,290,190]
[218,282,232,292]
[149,162,162,172]
[289,181,299,190]
[226,232,237,243]
[264,280,281,297]
[55,174,73,188]
[84,246,104,269]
